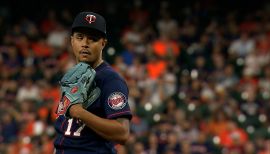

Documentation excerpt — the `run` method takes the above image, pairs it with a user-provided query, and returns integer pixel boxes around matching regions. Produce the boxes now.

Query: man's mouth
[80,50,91,55]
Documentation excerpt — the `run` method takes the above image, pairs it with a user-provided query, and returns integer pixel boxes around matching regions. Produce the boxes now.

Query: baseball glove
[57,62,96,118]
[83,85,101,109]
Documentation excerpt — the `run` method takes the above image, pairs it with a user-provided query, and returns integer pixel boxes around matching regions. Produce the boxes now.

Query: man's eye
[76,35,83,39]
[88,36,99,42]
[92,38,99,42]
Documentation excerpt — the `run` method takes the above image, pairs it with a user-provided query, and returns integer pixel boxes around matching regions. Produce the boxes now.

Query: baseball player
[54,12,132,154]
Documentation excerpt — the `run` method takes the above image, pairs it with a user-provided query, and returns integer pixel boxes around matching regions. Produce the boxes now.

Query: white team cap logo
[85,14,96,24]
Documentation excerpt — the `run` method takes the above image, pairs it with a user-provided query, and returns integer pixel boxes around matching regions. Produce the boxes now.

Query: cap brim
[72,27,106,38]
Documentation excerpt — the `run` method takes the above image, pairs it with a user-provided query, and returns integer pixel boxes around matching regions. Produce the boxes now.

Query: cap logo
[85,14,96,24]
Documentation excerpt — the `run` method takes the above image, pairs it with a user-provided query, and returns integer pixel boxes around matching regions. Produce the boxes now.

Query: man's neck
[92,59,104,69]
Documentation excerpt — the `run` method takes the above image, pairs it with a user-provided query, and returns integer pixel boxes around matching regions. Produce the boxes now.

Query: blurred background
[0,0,270,153]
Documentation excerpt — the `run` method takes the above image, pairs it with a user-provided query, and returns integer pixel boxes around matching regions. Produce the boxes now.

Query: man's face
[71,29,106,65]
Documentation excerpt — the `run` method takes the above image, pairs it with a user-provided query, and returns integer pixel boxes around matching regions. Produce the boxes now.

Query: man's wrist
[69,104,83,118]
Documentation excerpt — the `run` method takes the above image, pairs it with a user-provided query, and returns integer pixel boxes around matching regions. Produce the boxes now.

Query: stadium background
[0,0,270,153]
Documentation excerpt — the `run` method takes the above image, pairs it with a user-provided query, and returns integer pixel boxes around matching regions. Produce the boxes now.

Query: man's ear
[102,38,107,47]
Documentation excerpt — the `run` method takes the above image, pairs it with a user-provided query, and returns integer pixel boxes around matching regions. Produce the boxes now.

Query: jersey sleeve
[102,77,132,120]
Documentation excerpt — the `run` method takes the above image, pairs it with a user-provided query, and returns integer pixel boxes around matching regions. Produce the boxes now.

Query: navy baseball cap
[71,12,106,37]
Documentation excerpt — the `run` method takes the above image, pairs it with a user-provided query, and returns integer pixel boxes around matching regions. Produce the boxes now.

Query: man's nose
[81,37,90,48]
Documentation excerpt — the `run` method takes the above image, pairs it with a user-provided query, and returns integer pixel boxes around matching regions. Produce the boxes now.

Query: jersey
[54,62,132,154]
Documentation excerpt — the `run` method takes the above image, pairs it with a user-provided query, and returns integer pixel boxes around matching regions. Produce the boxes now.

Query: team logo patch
[108,92,127,110]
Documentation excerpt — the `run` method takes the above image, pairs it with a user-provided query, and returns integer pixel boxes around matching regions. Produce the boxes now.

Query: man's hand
[69,104,84,118]
[56,62,96,118]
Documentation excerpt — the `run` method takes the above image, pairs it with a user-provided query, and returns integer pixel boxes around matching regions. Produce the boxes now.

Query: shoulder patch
[107,92,127,110]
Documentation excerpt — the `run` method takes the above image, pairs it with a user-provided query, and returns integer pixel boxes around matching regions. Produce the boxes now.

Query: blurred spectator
[127,57,146,80]
[164,131,181,153]
[151,32,180,58]
[207,110,229,136]
[47,23,69,50]
[133,141,147,154]
[219,64,239,89]
[146,55,167,80]
[40,10,58,35]
[156,11,179,40]
[112,55,128,77]
[1,111,19,143]
[218,121,248,148]
[190,132,214,154]
[146,133,159,154]
[31,38,53,58]
[228,32,255,57]
[16,79,40,102]
[130,113,149,139]
[244,141,256,154]
[128,0,149,28]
